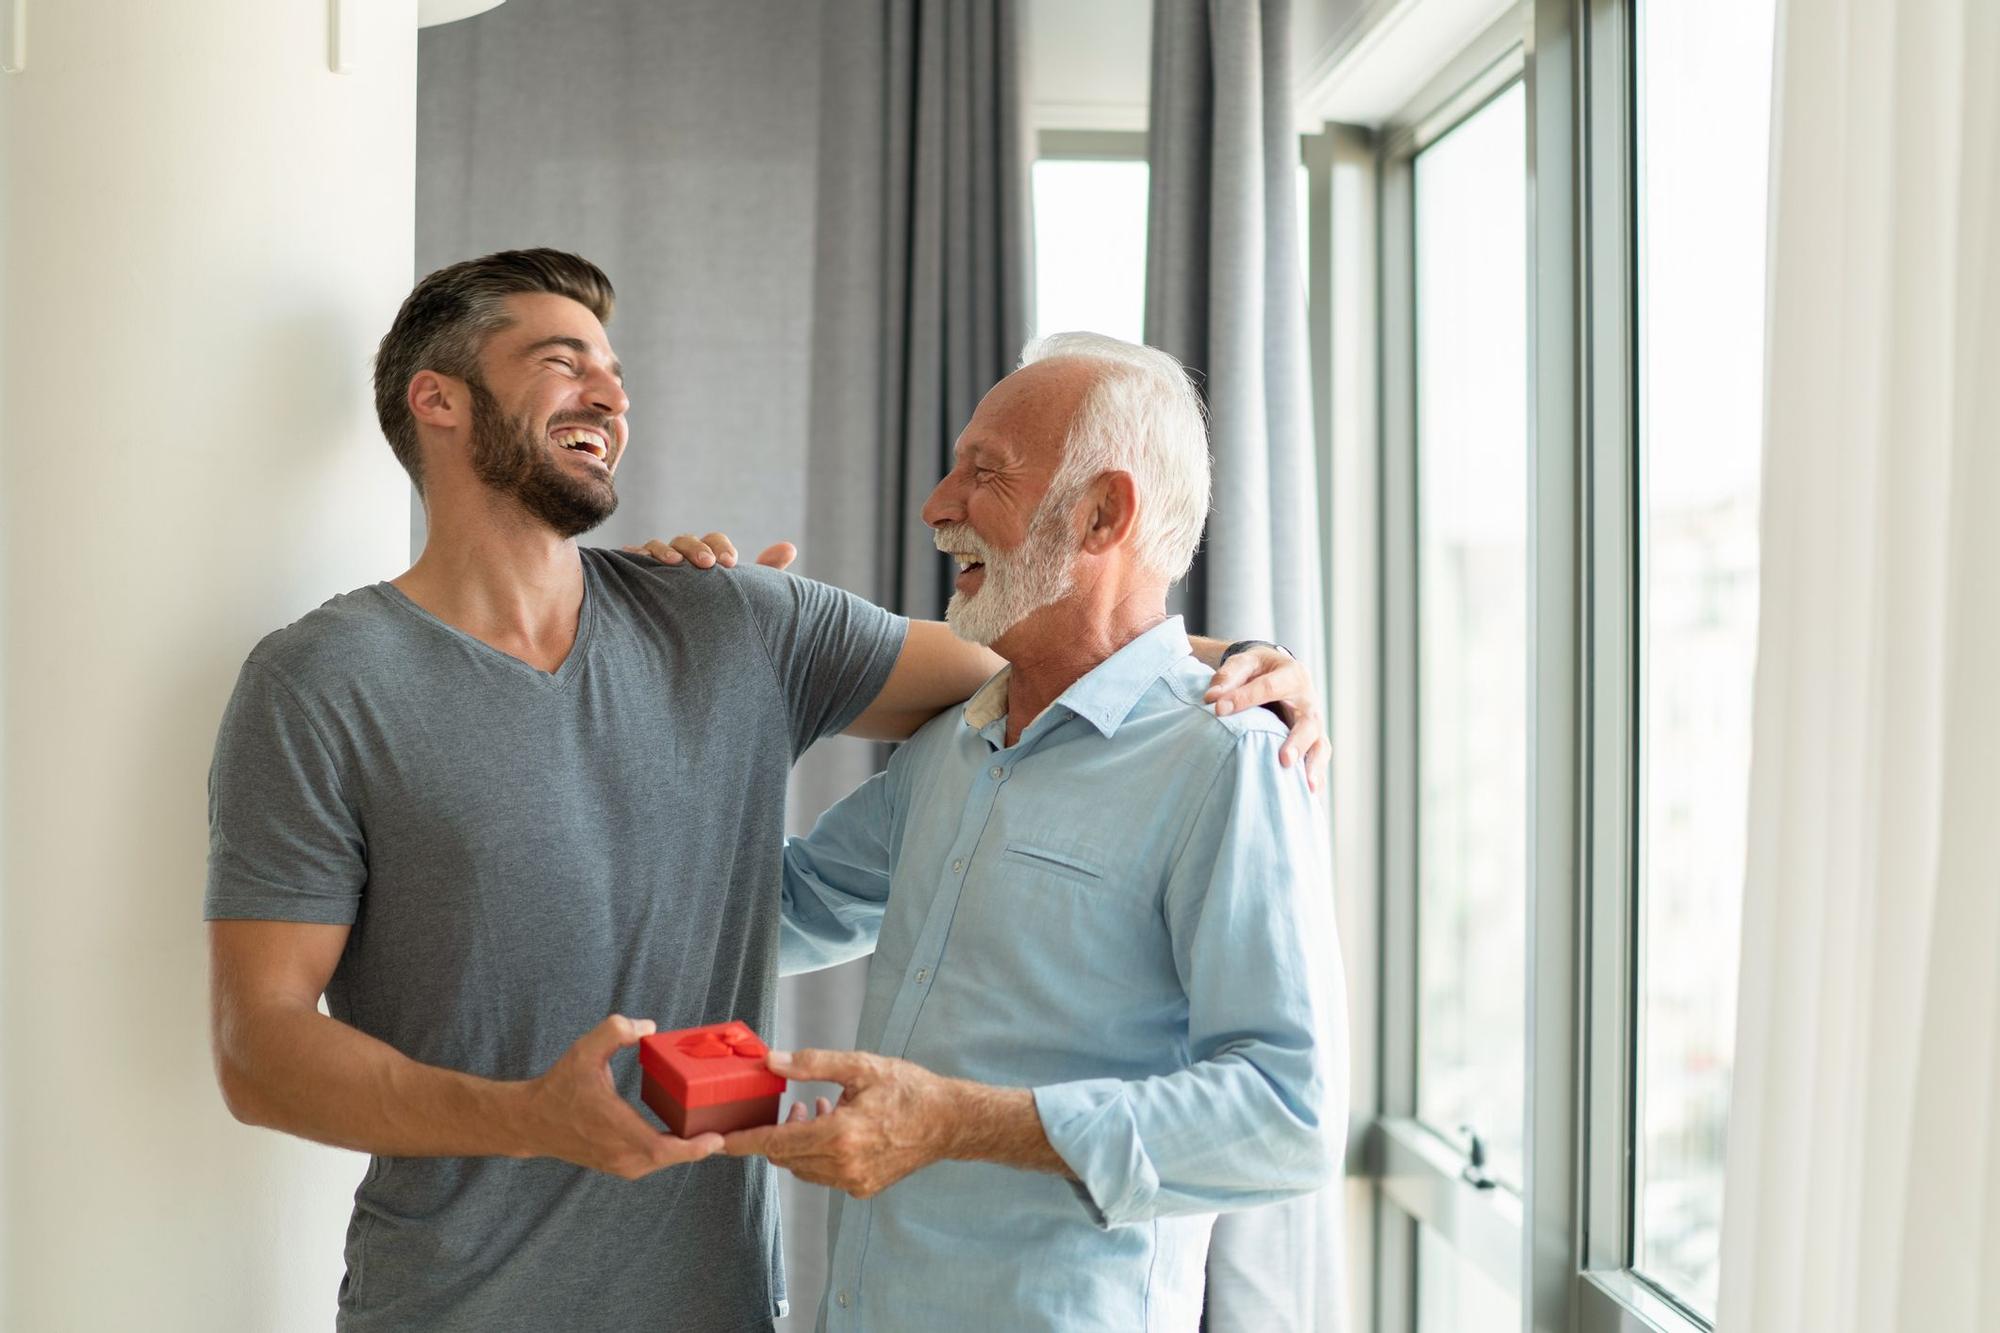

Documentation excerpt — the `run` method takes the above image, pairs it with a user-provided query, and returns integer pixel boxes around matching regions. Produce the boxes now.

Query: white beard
[937,505,1078,647]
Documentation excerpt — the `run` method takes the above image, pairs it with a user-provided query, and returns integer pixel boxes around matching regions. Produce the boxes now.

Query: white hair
[1018,331,1211,582]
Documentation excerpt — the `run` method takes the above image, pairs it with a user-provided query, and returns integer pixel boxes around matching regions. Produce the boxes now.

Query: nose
[585,365,629,418]
[921,470,965,529]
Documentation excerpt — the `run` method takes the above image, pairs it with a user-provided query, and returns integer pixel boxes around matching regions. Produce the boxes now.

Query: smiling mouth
[551,426,609,462]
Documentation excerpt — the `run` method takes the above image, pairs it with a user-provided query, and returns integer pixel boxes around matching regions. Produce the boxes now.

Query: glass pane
[1635,0,1776,1317]
[1031,158,1148,343]
[1418,1225,1520,1333]
[1413,82,1529,1185]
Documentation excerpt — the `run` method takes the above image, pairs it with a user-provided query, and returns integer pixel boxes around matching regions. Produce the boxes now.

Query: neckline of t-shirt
[372,554,599,689]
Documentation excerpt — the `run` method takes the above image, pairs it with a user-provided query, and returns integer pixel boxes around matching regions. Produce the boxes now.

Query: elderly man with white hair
[723,332,1347,1332]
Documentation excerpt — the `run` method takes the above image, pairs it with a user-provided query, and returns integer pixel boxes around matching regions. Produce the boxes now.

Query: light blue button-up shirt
[778,618,1346,1332]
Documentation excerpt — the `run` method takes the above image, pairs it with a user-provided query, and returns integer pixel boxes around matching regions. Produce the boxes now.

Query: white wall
[1027,0,1151,129]
[0,1,419,1327]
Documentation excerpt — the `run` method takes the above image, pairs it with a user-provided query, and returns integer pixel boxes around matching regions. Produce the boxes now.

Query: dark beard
[466,378,618,539]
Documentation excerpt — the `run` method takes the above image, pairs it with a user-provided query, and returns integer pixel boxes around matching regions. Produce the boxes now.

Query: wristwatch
[1218,639,1293,665]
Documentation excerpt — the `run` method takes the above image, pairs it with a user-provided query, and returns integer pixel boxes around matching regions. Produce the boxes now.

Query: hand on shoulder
[623,533,796,572]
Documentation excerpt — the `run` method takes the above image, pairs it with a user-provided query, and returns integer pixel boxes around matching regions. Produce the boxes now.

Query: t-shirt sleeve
[732,565,910,757]
[204,658,367,924]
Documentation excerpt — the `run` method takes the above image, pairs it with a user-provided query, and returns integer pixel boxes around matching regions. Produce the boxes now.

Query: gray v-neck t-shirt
[205,548,907,1331]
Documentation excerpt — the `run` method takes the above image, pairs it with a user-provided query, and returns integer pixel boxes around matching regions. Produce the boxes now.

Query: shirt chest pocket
[991,840,1160,926]
[944,838,1176,1009]
[998,842,1103,884]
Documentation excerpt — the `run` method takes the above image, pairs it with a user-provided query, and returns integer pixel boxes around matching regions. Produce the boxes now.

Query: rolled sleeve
[1033,1078,1162,1228]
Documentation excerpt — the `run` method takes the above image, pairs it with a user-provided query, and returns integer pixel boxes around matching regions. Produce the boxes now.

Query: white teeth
[553,429,606,458]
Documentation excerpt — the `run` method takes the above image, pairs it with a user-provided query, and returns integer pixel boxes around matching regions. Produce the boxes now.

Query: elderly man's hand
[1204,647,1328,792]
[722,1048,954,1199]
[624,533,797,570]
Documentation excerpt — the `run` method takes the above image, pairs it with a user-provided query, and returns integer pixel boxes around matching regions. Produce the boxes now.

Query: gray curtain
[805,0,1032,630]
[417,2,1029,1324]
[1145,3,1341,1329]
[416,0,827,560]
[1146,0,1325,674]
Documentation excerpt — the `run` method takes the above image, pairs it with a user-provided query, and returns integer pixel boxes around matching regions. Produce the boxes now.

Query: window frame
[1303,111,1389,1333]
[1034,128,1148,161]
[1029,129,1150,350]
[1377,8,1533,1320]
[1301,2,1731,1331]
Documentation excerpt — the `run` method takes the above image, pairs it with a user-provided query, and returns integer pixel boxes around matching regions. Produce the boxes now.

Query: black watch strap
[1218,638,1292,665]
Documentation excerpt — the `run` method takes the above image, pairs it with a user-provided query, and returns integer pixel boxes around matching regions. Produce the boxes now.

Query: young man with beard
[204,251,1321,1331]
[714,334,1346,1332]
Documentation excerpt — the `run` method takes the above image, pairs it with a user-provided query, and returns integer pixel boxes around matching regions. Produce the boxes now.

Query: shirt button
[952,858,965,873]
[989,765,1004,780]
[836,1290,850,1309]
[914,967,929,984]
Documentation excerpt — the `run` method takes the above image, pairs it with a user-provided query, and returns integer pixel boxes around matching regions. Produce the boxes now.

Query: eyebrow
[522,335,624,383]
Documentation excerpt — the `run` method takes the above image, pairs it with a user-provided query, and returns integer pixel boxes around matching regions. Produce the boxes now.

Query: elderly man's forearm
[935,1080,1075,1178]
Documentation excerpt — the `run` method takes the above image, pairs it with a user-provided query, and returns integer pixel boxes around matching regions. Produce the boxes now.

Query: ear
[1079,471,1139,556]
[407,369,468,432]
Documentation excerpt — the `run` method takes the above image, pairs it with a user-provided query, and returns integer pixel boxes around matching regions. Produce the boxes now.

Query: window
[1032,140,1309,343]
[1634,0,1777,1316]
[1413,80,1529,1186]
[1031,149,1148,342]
[1353,22,1532,1322]
[1307,3,1780,1329]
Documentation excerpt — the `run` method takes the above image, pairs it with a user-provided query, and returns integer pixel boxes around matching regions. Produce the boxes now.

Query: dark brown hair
[372,249,615,493]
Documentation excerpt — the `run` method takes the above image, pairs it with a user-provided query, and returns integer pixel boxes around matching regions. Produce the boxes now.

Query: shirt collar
[961,617,1193,741]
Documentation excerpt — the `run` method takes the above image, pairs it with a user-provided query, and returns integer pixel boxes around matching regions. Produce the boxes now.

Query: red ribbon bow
[676,1026,768,1060]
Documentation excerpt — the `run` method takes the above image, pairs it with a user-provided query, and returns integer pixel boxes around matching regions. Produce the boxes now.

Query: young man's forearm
[850,626,1265,740]
[1188,634,1231,667]
[844,620,1004,741]
[217,1001,529,1158]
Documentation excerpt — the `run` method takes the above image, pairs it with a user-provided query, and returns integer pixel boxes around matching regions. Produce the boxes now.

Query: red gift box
[638,1021,786,1137]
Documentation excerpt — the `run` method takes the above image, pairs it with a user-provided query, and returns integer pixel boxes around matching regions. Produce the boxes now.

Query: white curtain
[1717,1,2000,1329]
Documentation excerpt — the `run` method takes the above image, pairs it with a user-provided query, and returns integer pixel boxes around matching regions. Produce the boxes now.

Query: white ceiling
[1027,0,1382,132]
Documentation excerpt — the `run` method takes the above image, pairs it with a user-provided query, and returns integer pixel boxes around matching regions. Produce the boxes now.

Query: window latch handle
[1458,1124,1496,1191]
